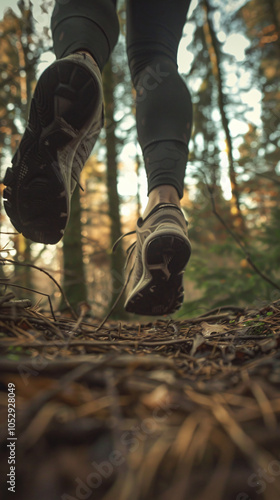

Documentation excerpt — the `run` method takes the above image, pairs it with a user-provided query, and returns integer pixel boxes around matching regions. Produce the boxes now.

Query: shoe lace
[112,230,137,269]
[71,171,84,192]
[112,230,135,252]
[95,230,136,331]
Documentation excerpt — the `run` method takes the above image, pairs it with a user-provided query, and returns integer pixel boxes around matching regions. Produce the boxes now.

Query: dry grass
[0,294,280,500]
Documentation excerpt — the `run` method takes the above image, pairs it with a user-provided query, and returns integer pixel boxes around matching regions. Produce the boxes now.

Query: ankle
[74,50,97,65]
[143,185,181,219]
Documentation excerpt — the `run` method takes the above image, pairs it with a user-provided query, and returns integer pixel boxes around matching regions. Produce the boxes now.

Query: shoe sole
[125,231,191,315]
[3,59,100,244]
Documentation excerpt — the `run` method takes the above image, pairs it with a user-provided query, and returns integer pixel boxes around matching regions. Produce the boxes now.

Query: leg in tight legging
[51,0,192,199]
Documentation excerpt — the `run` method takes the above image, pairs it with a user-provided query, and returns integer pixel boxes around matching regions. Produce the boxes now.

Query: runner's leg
[51,0,119,70]
[126,0,192,210]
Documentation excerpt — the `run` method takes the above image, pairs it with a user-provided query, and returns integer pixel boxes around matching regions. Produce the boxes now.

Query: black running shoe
[3,52,103,244]
[124,203,191,316]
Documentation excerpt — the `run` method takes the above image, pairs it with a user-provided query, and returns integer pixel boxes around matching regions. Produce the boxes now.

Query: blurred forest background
[0,0,279,319]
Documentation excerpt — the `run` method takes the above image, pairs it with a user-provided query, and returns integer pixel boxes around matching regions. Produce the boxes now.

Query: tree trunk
[102,59,127,317]
[203,0,246,233]
[14,0,35,296]
[61,186,87,312]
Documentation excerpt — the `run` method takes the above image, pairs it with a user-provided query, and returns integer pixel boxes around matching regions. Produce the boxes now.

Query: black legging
[51,0,192,198]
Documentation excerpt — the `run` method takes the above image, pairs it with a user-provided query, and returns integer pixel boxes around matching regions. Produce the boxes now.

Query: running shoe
[124,203,191,315]
[3,52,103,244]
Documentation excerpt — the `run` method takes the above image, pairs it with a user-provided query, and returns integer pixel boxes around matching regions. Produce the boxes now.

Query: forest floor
[0,294,280,500]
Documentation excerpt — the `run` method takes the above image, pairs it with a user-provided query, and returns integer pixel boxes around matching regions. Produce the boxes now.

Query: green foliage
[178,200,280,318]
[261,205,280,265]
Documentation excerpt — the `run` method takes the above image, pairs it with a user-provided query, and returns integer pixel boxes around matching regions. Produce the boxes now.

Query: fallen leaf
[201,322,228,336]
[190,334,206,356]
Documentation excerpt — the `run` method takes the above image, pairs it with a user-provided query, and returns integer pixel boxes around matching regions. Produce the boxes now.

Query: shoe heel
[146,234,191,276]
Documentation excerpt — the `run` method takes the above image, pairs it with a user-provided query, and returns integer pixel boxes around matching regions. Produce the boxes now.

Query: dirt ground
[0,294,280,500]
